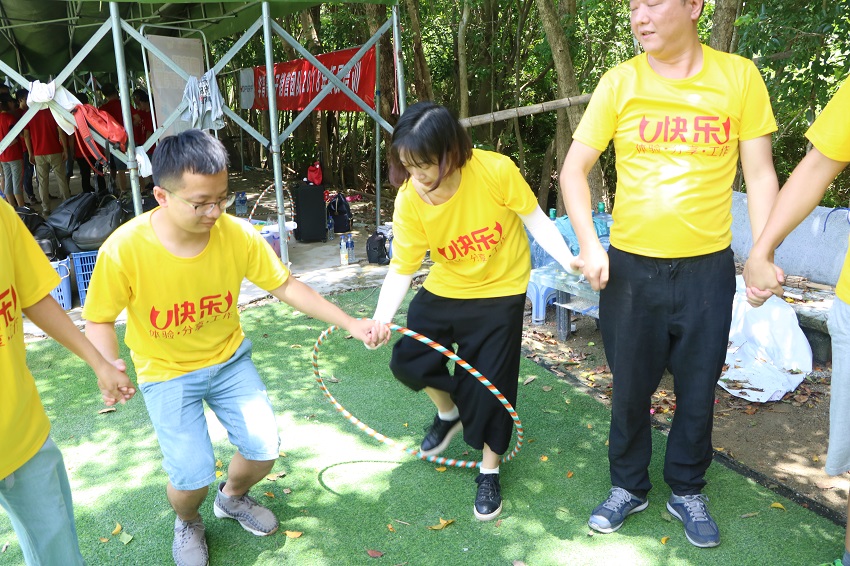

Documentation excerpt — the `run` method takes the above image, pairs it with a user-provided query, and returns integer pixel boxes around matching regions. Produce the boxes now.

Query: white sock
[438,406,459,421]
[479,466,499,475]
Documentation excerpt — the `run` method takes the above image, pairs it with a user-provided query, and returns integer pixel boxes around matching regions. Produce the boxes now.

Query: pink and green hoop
[311,323,524,468]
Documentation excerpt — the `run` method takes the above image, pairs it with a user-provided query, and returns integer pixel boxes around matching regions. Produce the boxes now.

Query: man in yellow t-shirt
[0,200,133,565]
[744,79,850,566]
[83,130,388,566]
[560,0,779,548]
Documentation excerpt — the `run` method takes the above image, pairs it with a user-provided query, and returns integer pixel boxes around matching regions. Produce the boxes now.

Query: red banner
[245,46,376,112]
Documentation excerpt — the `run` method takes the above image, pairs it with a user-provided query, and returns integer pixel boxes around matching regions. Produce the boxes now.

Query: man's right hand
[743,256,785,308]
[580,243,610,291]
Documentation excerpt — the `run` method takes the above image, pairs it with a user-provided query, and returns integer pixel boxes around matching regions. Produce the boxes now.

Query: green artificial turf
[1,288,844,565]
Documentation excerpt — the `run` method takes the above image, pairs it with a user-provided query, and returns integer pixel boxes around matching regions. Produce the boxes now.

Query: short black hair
[132,89,149,104]
[152,129,229,189]
[15,88,27,103]
[387,101,472,189]
[100,83,117,97]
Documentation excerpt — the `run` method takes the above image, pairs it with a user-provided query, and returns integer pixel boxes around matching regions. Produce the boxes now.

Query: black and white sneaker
[473,473,502,521]
[419,414,462,457]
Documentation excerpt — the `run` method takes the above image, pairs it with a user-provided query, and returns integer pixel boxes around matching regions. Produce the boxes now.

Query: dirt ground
[230,168,848,526]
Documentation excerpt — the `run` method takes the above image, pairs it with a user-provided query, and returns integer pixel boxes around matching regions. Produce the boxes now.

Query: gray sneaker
[666,493,720,548]
[588,487,648,533]
[172,517,208,566]
[213,482,279,536]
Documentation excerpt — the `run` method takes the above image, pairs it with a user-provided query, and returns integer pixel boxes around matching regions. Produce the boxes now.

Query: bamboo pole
[458,94,592,128]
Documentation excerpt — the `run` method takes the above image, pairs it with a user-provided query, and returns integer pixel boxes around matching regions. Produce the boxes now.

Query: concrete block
[731,191,849,286]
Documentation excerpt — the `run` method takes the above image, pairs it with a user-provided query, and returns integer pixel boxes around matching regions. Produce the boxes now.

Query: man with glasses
[82,129,389,566]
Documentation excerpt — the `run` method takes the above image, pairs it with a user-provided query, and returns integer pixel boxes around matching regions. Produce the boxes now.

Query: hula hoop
[311,323,524,468]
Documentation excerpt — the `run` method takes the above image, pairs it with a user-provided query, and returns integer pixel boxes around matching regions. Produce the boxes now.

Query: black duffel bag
[46,192,98,239]
[72,198,124,250]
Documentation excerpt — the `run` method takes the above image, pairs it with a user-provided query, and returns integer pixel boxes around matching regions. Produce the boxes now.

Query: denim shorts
[139,339,280,490]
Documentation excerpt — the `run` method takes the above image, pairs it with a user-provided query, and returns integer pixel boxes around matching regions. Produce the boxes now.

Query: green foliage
[736,0,850,205]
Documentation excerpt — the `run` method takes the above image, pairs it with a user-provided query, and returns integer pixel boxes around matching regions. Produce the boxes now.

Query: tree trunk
[538,137,555,210]
[403,0,434,101]
[709,0,741,53]
[535,0,606,212]
[457,0,471,118]
[364,4,396,122]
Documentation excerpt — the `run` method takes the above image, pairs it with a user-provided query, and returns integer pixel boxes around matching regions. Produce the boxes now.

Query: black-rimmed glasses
[164,189,236,217]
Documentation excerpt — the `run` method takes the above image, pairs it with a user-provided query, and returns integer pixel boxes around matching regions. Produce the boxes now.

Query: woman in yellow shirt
[372,101,578,520]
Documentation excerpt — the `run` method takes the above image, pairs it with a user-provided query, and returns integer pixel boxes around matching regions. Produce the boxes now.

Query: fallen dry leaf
[284,531,303,538]
[523,376,537,385]
[264,492,275,498]
[567,471,574,478]
[587,423,593,429]
[427,518,455,530]
[513,561,528,566]
[495,519,502,527]
[540,455,548,462]
[435,466,447,472]
[326,376,340,383]
[542,386,553,392]
[290,344,302,349]
[770,502,786,511]
[97,407,117,414]
[215,459,223,469]
[740,512,759,518]
[283,488,292,494]
[367,549,384,558]
[215,470,223,478]
[98,537,109,543]
[278,451,287,458]
[111,523,122,536]
[387,524,395,532]
[661,536,669,545]
[265,471,287,481]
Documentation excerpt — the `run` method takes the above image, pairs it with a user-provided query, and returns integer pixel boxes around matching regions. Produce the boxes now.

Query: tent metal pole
[392,4,407,114]
[110,2,141,216]
[262,2,288,264]
[374,37,381,229]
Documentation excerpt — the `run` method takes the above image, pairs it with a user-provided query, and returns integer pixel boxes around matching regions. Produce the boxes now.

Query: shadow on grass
[0,290,844,565]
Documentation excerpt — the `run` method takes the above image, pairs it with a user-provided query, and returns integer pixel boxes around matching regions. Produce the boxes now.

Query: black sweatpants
[600,246,735,498]
[390,288,526,455]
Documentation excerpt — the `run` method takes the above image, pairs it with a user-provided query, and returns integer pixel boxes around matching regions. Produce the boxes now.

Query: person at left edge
[0,199,134,565]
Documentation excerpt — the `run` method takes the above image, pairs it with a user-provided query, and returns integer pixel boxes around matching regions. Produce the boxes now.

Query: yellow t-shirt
[82,213,290,382]
[806,80,850,302]
[574,44,777,258]
[0,200,60,478]
[390,149,537,298]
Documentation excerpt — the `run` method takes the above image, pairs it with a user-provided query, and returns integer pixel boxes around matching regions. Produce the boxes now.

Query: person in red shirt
[98,83,129,194]
[15,89,37,205]
[0,93,23,207]
[132,89,154,188]
[22,106,70,215]
[64,91,93,194]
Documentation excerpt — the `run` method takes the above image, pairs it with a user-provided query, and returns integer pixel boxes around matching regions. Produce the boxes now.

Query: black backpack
[46,192,99,239]
[16,206,62,260]
[72,197,124,250]
[327,193,352,233]
[366,231,390,265]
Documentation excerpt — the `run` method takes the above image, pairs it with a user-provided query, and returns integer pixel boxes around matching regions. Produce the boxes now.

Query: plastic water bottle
[346,233,355,263]
[592,202,613,237]
[327,218,335,242]
[235,191,248,216]
[339,235,349,266]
